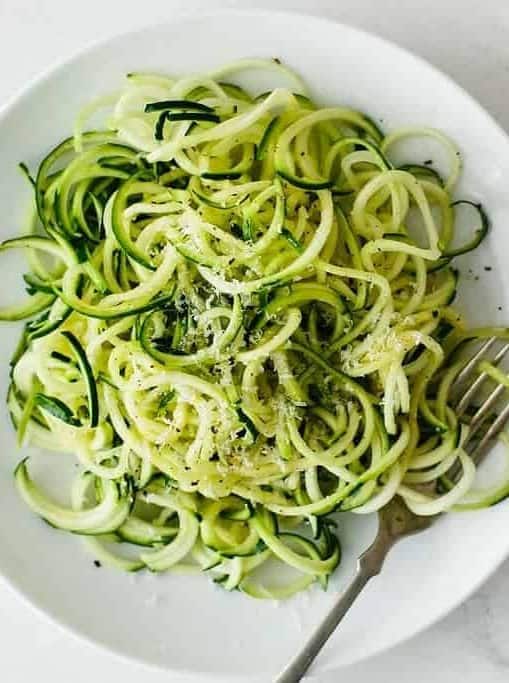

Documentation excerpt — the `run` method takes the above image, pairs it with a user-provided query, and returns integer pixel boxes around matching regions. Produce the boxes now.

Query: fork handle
[274,565,373,683]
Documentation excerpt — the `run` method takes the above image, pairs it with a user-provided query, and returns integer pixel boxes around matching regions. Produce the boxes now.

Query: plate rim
[1,8,509,679]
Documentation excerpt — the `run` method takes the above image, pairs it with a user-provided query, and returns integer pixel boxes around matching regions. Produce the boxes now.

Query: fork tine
[467,401,509,463]
[451,337,496,397]
[467,383,506,438]
[455,341,509,417]
[445,339,509,485]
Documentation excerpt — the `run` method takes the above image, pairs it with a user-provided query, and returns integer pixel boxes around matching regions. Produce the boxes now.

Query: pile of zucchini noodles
[3,59,507,598]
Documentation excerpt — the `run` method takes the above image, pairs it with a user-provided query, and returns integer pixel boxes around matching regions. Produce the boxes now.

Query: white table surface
[1,1,509,681]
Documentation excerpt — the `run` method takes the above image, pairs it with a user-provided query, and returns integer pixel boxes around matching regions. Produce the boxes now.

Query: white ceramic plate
[1,9,509,681]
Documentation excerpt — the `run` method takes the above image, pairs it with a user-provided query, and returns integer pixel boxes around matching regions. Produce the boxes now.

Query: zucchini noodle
[2,58,504,599]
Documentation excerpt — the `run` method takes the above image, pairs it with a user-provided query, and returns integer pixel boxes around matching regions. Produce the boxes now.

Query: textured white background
[1,1,509,681]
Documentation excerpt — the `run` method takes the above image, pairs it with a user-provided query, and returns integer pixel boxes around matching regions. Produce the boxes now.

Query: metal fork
[276,337,509,683]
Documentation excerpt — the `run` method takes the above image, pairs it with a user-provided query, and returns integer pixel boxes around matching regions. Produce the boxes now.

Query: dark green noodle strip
[440,201,489,257]
[398,163,444,186]
[154,112,168,141]
[281,228,303,252]
[34,394,80,426]
[201,171,242,181]
[155,111,221,140]
[19,162,36,187]
[61,331,99,428]
[2,58,505,597]
[144,99,215,113]
[26,301,72,341]
[167,112,220,123]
